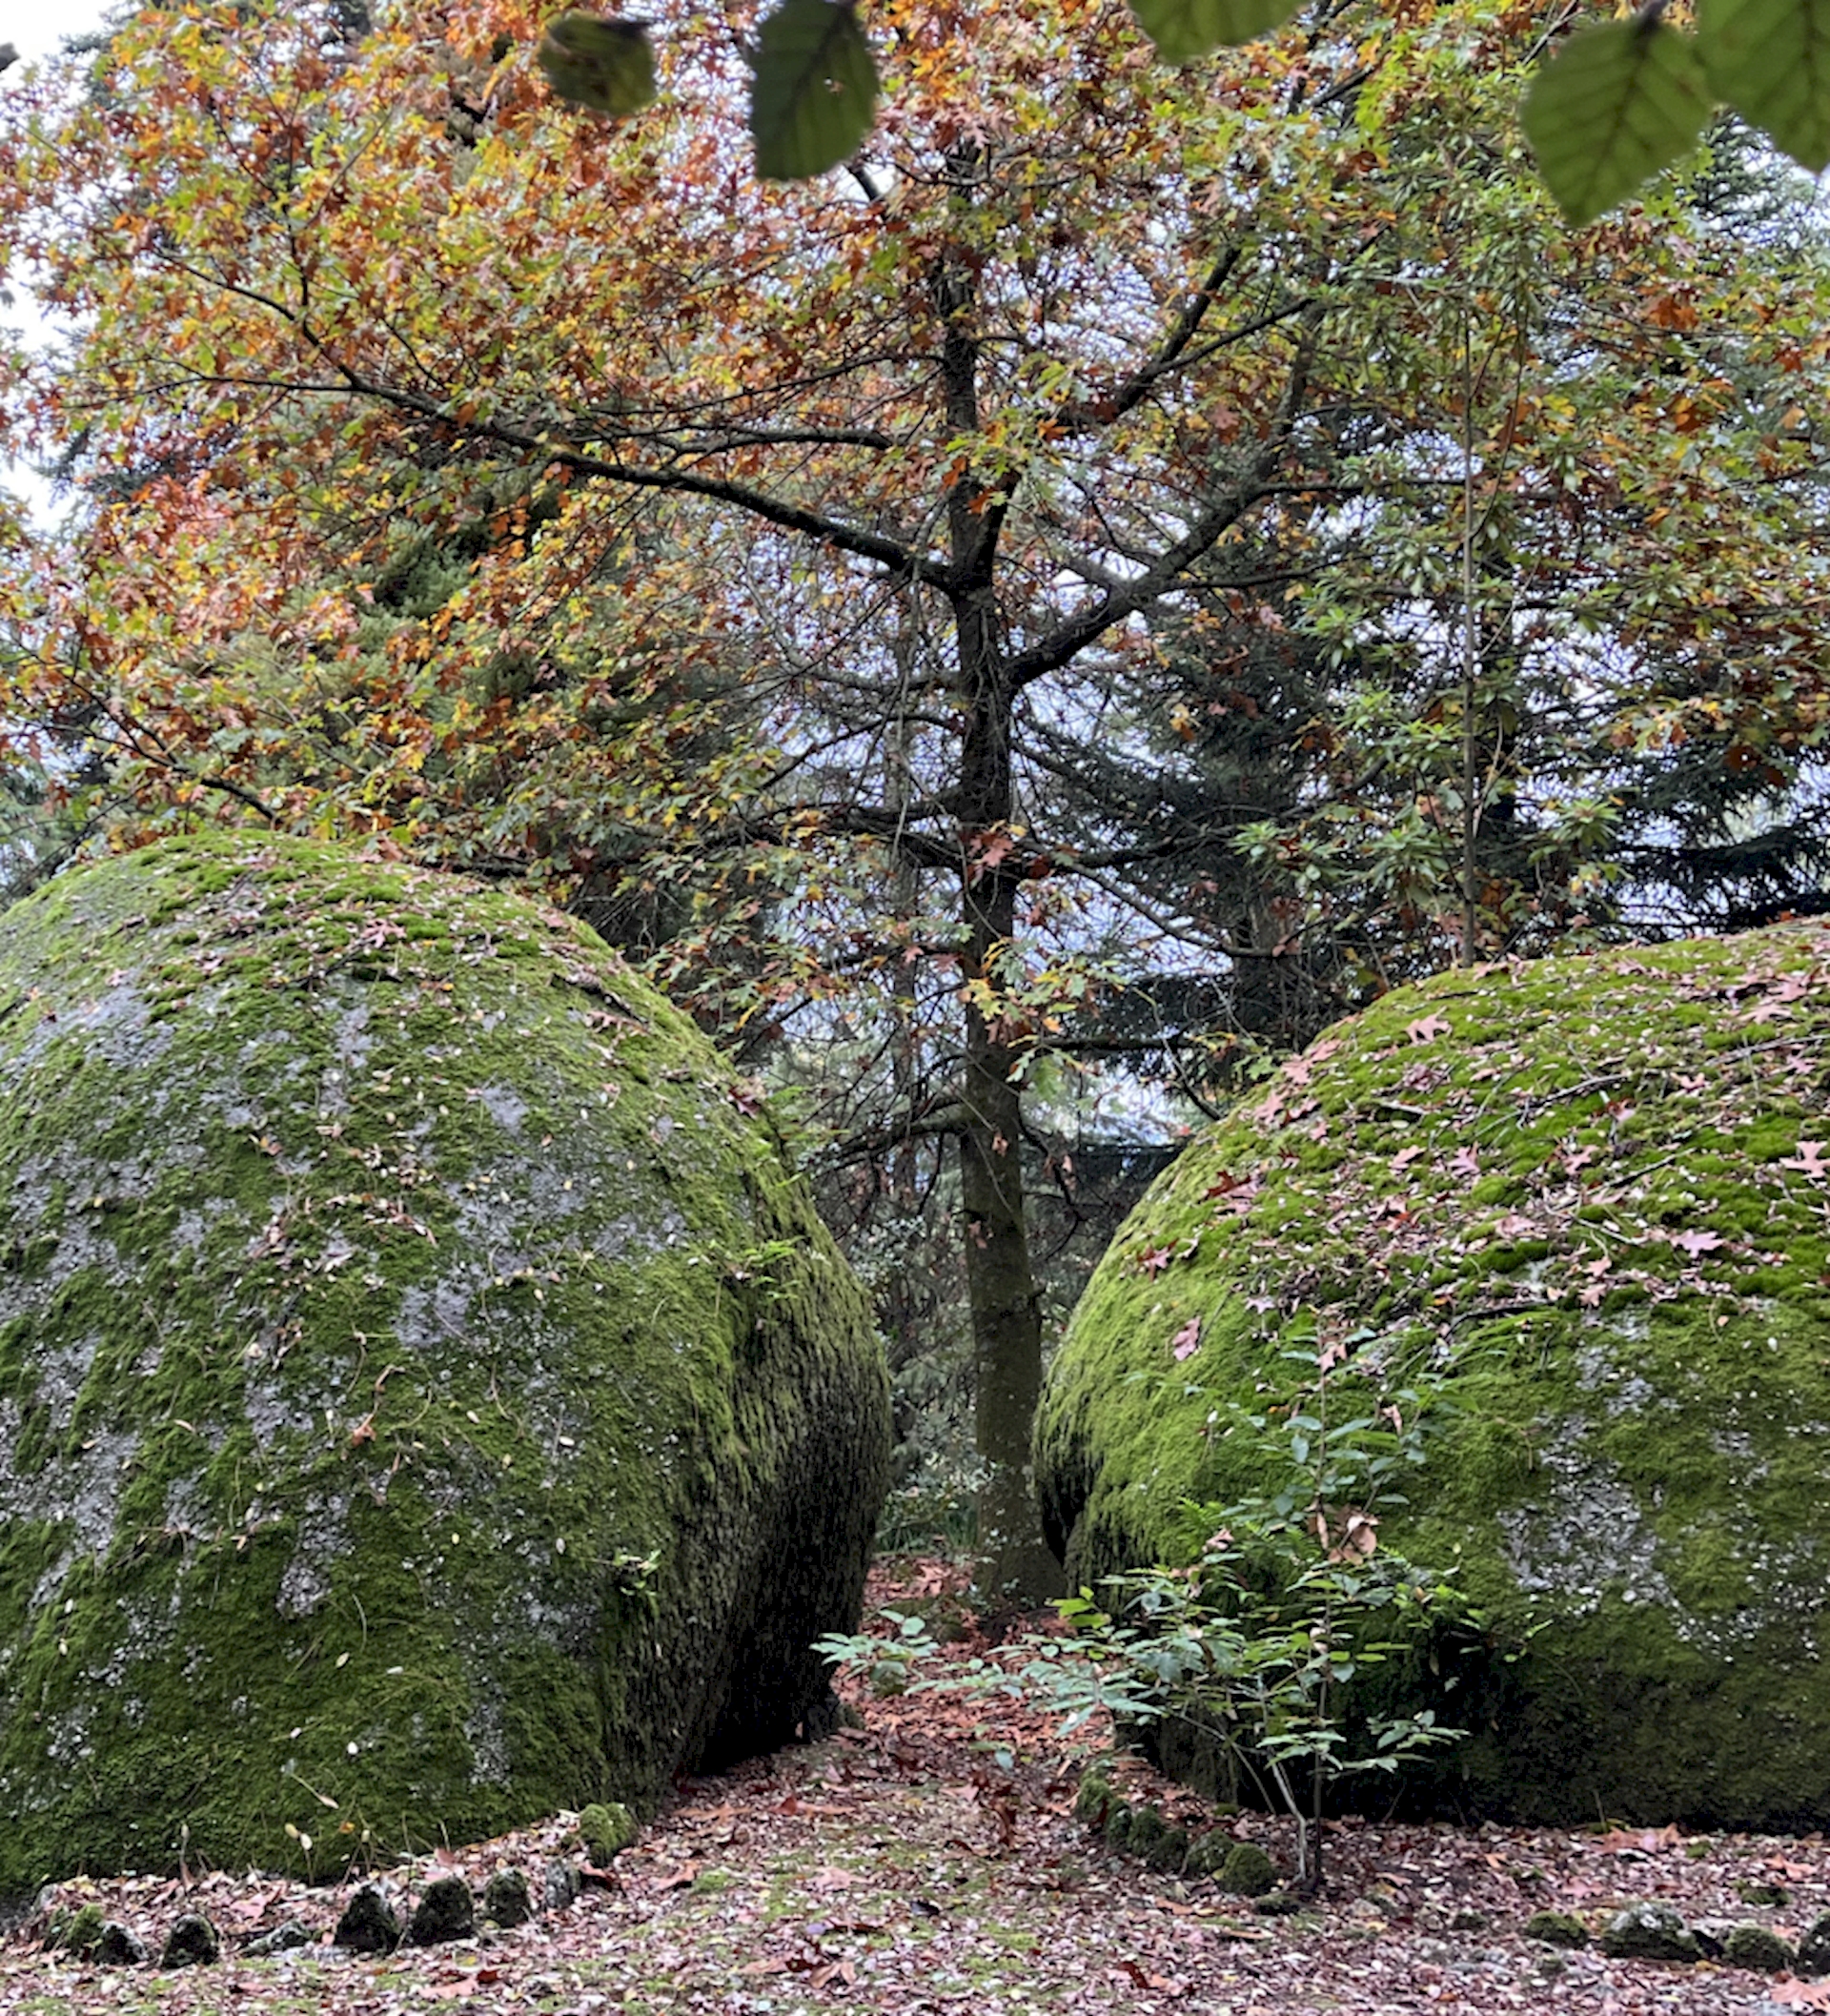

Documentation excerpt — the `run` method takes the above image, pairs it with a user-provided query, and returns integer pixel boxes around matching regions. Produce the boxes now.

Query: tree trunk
[955,640,1060,1601]
[935,191,1061,1605]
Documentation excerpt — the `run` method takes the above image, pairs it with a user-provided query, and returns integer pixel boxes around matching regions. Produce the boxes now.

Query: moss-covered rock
[1037,924,1830,1828]
[1214,1841,1278,1897]
[1072,1769,1114,1827]
[1183,1830,1230,1879]
[482,1867,533,1927]
[1797,1909,1830,1976]
[407,1875,475,1946]
[0,834,889,1900]
[158,1913,220,1968]
[334,1882,401,1954]
[51,1902,105,1957]
[1722,1922,1793,1972]
[578,1801,638,1864]
[1523,1909,1588,1948]
[1600,1902,1698,1962]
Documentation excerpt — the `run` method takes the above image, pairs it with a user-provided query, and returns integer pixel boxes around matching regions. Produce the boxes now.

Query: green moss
[1038,921,1830,1829]
[1072,1769,1113,1826]
[1214,1842,1277,1897]
[1724,1923,1793,1972]
[0,834,889,1900]
[578,1801,638,1863]
[51,1903,105,1957]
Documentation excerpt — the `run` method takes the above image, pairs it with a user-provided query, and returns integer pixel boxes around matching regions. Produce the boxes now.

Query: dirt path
[0,1559,1818,2014]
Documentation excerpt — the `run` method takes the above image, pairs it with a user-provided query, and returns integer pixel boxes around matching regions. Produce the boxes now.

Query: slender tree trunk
[954,601,1059,1603]
[884,620,924,1375]
[934,190,1061,1605]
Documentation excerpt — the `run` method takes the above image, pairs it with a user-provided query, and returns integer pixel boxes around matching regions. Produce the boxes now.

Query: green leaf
[749,0,879,181]
[537,12,659,118]
[1127,0,1303,61]
[1700,0,1830,170]
[1521,20,1714,226]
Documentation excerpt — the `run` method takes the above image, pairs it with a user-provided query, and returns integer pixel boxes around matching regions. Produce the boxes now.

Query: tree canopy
[2,0,1828,1587]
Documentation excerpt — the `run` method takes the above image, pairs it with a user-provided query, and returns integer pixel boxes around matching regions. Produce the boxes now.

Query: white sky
[1,0,108,69]
[2,1,111,523]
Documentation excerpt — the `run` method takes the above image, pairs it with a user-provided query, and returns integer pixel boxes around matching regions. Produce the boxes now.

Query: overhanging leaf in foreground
[1128,0,1303,62]
[1522,19,1713,225]
[1701,0,1830,171]
[538,12,659,118]
[749,0,880,180]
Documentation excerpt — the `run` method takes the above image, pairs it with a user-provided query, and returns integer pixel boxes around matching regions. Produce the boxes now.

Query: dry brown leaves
[0,1558,1813,2015]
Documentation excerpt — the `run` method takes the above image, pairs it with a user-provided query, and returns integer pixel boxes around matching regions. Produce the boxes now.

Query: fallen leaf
[1171,1317,1202,1361]
[1770,1977,1830,2007]
[1406,1013,1453,1045]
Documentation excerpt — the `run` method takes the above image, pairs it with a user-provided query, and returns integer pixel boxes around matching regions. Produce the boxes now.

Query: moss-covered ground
[0,833,888,1896]
[0,1559,1811,2016]
[1038,922,1830,1828]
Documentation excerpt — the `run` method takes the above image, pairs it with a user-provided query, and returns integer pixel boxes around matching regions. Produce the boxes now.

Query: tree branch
[1006,309,1323,690]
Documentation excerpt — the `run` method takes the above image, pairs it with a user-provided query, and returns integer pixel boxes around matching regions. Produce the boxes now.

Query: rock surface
[1037,924,1830,1828]
[158,1912,220,1967]
[1600,1902,1698,1962]
[482,1867,533,1927]
[334,1882,401,1954]
[406,1874,475,1945]
[242,1920,315,1956]
[1797,1908,1830,1975]
[94,1920,147,1966]
[0,834,889,1899]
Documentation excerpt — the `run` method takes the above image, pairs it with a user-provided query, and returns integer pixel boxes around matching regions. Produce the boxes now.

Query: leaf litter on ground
[0,1555,1820,2013]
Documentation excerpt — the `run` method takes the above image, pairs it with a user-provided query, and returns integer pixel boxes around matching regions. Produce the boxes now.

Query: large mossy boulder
[0,833,889,1897]
[1038,922,1830,1830]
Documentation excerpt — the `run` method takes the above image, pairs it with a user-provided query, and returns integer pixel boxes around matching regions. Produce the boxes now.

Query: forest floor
[1,1555,1825,2016]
